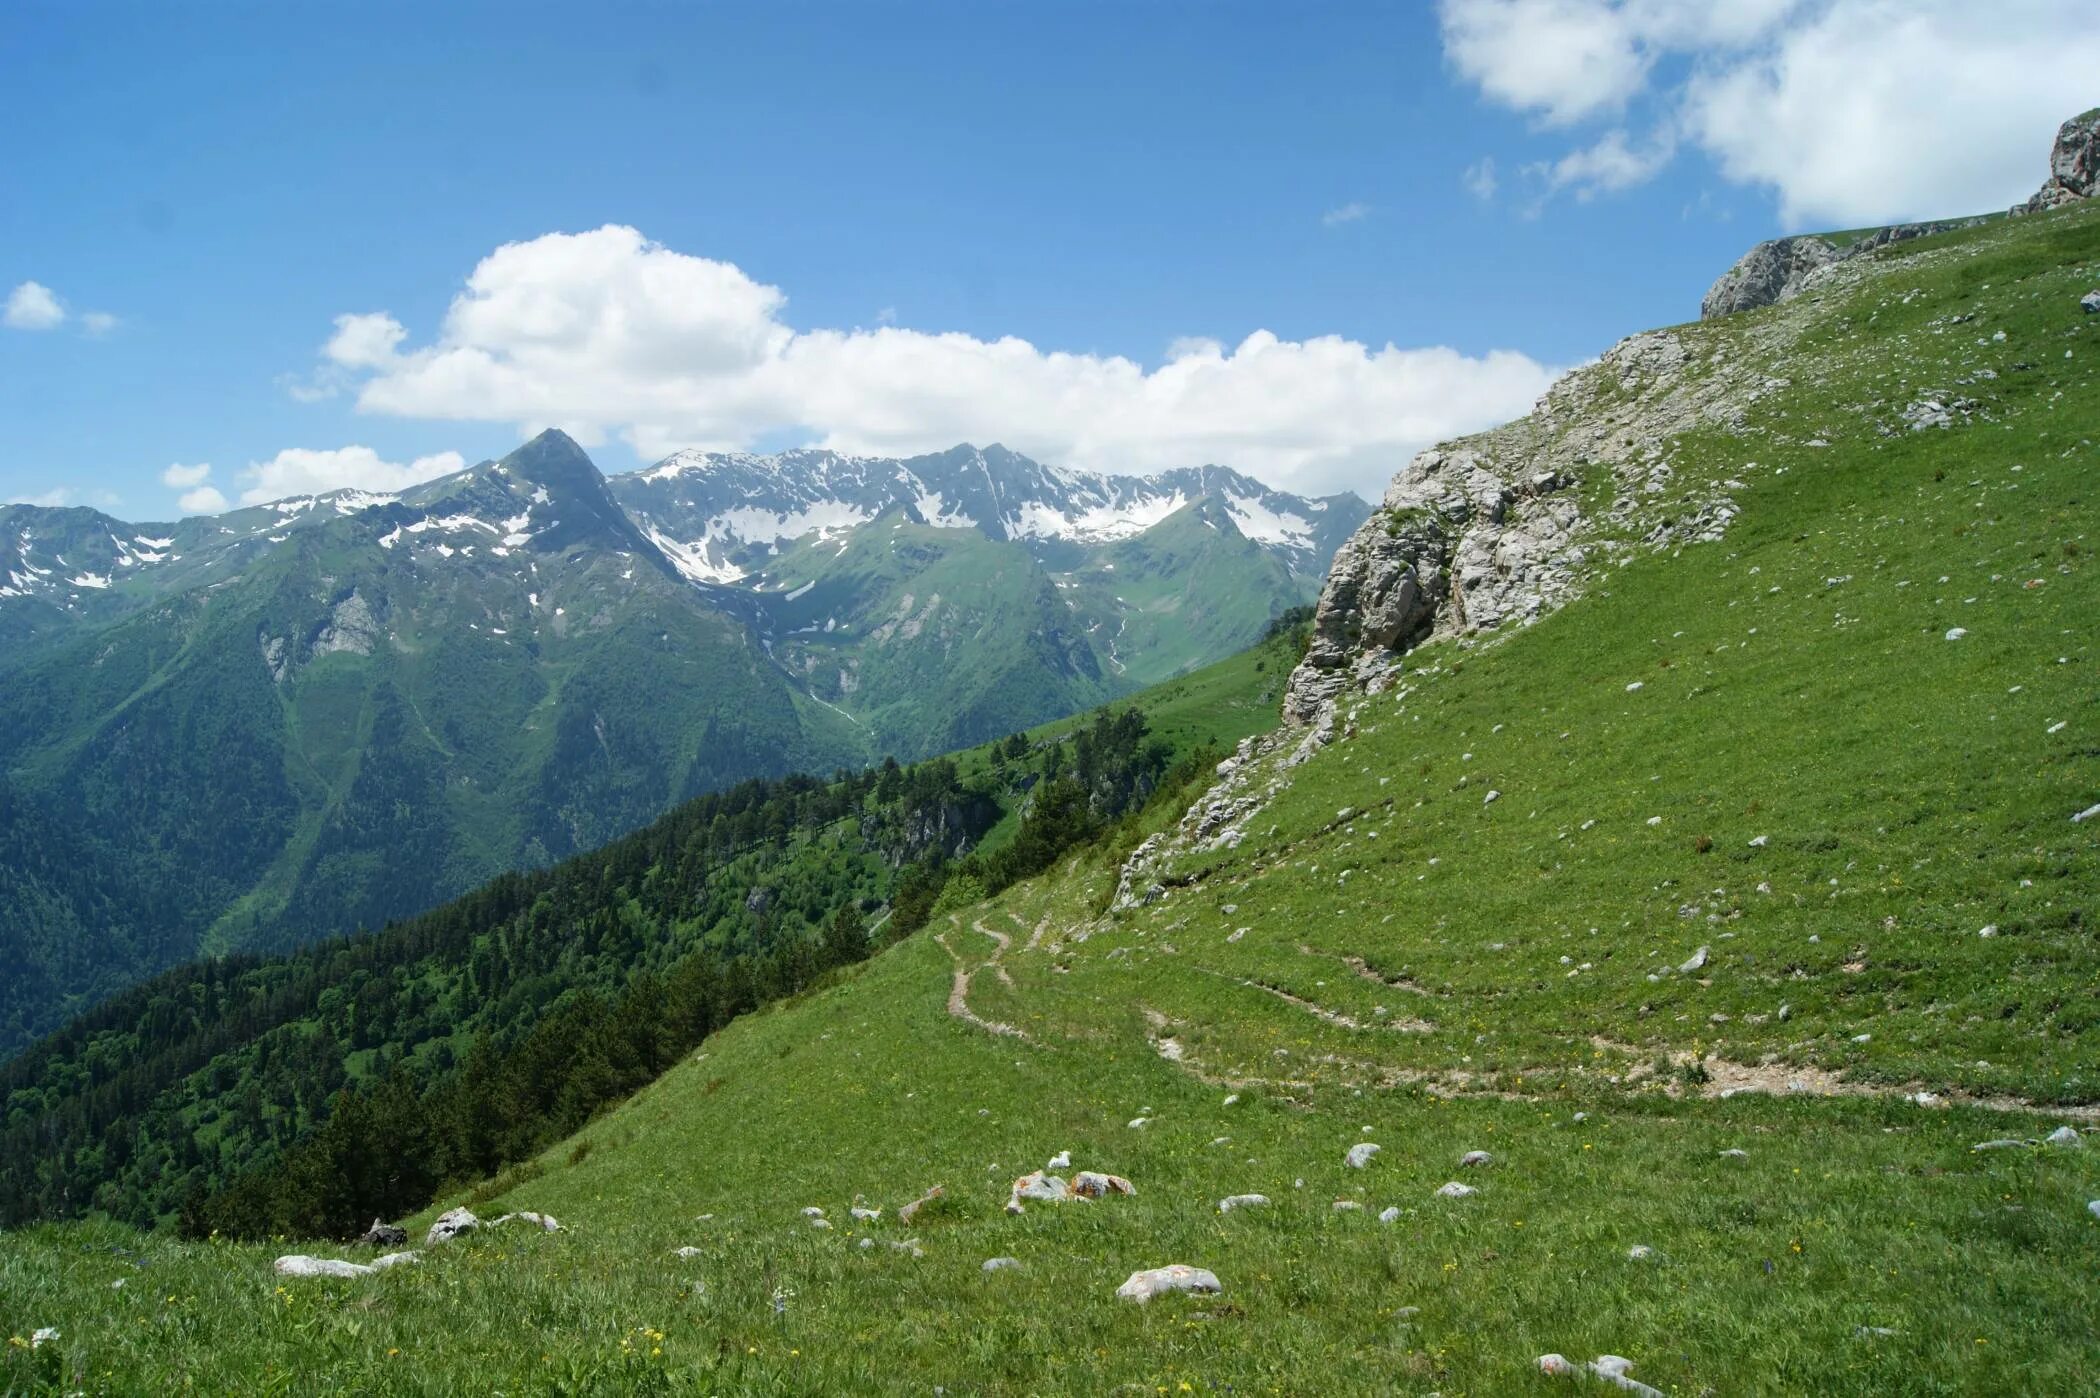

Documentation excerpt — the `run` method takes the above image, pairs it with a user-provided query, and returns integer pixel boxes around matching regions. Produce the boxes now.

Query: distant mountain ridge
[611,441,1361,585]
[0,433,1366,1051]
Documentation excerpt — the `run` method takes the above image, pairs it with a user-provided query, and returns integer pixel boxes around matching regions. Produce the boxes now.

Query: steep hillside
[7,203,2099,1395]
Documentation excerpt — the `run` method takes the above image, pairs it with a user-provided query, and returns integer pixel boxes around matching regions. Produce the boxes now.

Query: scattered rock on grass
[492,1211,562,1232]
[1460,1150,1493,1167]
[1346,1142,1381,1169]
[1218,1194,1269,1213]
[275,1255,374,1278]
[1046,1150,1072,1170]
[1379,1206,1402,1224]
[1116,1265,1222,1303]
[1628,1245,1654,1260]
[1719,1149,1749,1159]
[2045,1126,2082,1147]
[983,1257,1022,1274]
[356,1219,408,1248]
[369,1252,420,1271]
[672,1246,703,1260]
[425,1208,479,1245]
[1679,945,1710,974]
[30,1328,58,1349]
[1972,1138,2030,1152]
[897,1185,944,1225]
[1538,1353,1663,1396]
[1435,1182,1477,1199]
[1072,1171,1136,1199]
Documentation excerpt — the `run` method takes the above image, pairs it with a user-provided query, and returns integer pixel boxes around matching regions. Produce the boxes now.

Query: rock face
[1700,217,1989,321]
[2024,109,2100,212]
[1283,326,1764,737]
[1700,235,1844,319]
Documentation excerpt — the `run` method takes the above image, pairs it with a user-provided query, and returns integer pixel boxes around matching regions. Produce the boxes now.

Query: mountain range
[0,436,1363,1051]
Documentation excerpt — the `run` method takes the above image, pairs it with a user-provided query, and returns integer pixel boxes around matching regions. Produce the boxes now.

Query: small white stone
[1626,681,1644,692]
[1218,1194,1270,1212]
[1748,835,1768,847]
[982,1257,1022,1273]
[1346,1142,1381,1169]
[2046,1126,2082,1147]
[1378,1206,1402,1224]
[1434,1181,1477,1199]
[1945,627,1967,640]
[1627,1245,1653,1260]
[1460,1150,1493,1167]
[30,1328,58,1349]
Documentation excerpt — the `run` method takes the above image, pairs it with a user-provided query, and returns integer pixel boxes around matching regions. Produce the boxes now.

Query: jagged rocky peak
[1703,109,2098,320]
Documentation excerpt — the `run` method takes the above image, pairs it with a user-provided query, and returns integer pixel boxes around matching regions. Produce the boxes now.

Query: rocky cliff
[1704,108,2098,320]
[1280,323,1780,738]
[2023,107,2100,213]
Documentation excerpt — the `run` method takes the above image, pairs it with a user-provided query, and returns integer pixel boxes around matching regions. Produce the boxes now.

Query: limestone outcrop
[2023,108,2100,212]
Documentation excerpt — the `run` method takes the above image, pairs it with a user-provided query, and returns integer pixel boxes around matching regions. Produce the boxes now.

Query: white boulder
[425,1207,479,1245]
[1345,1142,1381,1169]
[274,1255,374,1278]
[1116,1264,1222,1303]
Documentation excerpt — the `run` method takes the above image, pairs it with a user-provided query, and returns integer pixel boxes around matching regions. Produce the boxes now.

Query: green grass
[7,203,2100,1395]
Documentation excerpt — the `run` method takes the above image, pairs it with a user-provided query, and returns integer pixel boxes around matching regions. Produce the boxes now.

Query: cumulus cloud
[1321,201,1370,227]
[1463,157,1500,201]
[238,446,466,506]
[1441,0,2100,226]
[161,463,230,515]
[314,226,1558,499]
[5,281,66,331]
[1532,127,1677,203]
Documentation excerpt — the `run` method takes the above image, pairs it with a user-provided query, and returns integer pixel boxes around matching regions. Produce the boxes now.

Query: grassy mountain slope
[753,515,1118,757]
[7,207,2100,1392]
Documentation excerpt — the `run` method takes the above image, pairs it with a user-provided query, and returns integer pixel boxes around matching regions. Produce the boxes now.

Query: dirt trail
[933,916,1031,1041]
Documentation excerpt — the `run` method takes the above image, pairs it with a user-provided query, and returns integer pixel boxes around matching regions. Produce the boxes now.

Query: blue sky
[4,1,2095,513]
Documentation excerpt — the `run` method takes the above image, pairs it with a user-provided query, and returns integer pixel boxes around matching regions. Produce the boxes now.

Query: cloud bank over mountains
[305,225,1559,502]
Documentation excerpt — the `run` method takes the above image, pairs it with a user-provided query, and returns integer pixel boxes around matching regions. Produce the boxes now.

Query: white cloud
[317,225,1558,499]
[80,311,119,336]
[162,462,212,489]
[1684,2,2100,225]
[178,485,229,515]
[4,486,70,507]
[1463,156,1500,201]
[1442,0,2100,226]
[1322,201,1370,227]
[238,446,466,505]
[1533,127,1676,202]
[5,281,65,331]
[325,312,408,368]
